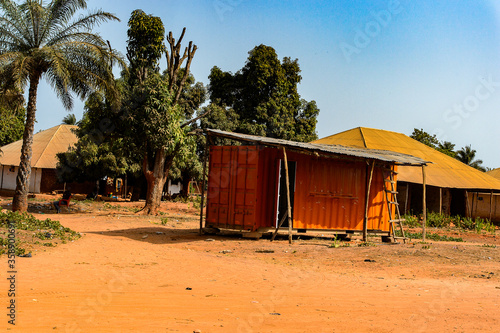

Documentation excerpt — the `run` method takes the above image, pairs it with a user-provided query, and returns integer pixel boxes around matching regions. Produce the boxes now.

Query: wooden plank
[490,190,494,221]
[271,211,288,241]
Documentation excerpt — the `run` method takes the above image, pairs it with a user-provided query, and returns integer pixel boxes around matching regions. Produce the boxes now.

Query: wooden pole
[405,183,409,214]
[282,147,293,244]
[363,161,375,242]
[465,190,470,218]
[490,190,494,221]
[422,165,427,242]
[439,188,442,215]
[199,140,210,235]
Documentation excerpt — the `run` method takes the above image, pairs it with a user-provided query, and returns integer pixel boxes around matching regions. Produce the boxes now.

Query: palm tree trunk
[12,74,40,212]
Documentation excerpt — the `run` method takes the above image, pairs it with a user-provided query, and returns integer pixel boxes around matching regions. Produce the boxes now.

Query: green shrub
[402,214,420,228]
[426,212,451,228]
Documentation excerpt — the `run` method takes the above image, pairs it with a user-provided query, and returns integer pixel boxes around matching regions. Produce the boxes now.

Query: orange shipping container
[206,145,395,234]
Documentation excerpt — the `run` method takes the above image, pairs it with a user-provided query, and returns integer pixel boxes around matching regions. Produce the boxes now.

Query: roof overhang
[206,129,429,167]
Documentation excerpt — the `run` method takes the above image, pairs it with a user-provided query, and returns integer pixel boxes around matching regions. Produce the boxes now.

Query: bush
[402,214,420,228]
[426,212,451,228]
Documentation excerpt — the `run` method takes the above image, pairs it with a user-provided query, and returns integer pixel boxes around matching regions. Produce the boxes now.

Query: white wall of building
[0,165,42,193]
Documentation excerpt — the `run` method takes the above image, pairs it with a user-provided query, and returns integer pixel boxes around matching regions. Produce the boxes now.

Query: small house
[0,124,90,194]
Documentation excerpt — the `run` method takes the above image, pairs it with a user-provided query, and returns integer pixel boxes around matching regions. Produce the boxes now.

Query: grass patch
[405,232,463,242]
[0,210,81,256]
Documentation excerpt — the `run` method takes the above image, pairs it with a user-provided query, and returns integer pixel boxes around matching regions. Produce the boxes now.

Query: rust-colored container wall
[206,146,262,230]
[206,145,393,233]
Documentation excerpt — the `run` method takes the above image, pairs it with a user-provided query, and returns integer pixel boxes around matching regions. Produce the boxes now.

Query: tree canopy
[456,145,486,172]
[0,79,25,147]
[62,113,77,125]
[410,129,486,171]
[207,44,319,142]
[0,0,124,212]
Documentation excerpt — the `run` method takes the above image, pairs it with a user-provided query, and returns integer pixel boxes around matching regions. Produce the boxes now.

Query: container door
[275,160,296,228]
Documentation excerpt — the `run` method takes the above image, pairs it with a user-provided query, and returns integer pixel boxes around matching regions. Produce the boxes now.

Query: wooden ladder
[383,168,407,243]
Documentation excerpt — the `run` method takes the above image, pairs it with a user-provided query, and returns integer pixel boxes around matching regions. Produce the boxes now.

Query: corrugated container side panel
[232,147,259,229]
[206,146,223,227]
[291,153,366,230]
[206,146,262,231]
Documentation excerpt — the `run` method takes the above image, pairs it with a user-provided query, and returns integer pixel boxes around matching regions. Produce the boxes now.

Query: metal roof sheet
[487,168,500,181]
[313,127,500,190]
[0,125,78,169]
[206,129,427,166]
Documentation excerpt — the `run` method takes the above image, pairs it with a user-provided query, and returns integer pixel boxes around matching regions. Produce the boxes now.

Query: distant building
[0,125,91,194]
[313,127,500,222]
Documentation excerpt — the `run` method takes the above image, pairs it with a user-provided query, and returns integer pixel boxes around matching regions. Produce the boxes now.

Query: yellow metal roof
[313,127,500,190]
[0,125,78,169]
[487,168,500,181]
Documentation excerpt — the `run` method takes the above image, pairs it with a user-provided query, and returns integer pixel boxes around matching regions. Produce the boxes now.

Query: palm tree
[0,0,124,212]
[456,145,486,172]
[437,141,456,158]
[62,113,77,125]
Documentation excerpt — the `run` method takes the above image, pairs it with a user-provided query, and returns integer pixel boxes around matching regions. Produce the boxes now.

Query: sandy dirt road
[1,199,499,332]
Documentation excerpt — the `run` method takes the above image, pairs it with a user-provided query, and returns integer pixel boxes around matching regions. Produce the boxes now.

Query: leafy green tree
[207,44,319,142]
[56,84,140,185]
[125,10,199,214]
[0,0,124,212]
[124,73,187,213]
[62,113,77,125]
[0,79,25,147]
[410,128,439,149]
[456,145,486,172]
[126,9,165,84]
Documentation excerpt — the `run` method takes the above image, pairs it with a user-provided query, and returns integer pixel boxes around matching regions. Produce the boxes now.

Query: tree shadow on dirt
[86,227,246,245]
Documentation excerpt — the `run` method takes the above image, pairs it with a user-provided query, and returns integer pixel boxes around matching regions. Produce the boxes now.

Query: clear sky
[33,0,500,168]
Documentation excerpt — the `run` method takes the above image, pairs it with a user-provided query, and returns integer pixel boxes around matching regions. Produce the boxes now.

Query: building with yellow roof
[0,125,78,193]
[313,127,500,221]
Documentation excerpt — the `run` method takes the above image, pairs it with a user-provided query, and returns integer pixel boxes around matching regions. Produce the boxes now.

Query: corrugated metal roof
[313,127,500,190]
[0,125,78,169]
[206,129,427,166]
[487,168,500,181]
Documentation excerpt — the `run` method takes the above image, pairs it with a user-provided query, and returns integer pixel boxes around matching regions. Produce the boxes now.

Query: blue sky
[33,0,500,167]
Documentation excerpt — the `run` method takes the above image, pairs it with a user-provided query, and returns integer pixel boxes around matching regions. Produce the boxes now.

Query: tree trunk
[12,74,41,212]
[180,171,192,198]
[141,148,173,215]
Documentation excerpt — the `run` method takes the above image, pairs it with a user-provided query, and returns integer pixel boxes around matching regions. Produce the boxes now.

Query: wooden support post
[271,211,288,242]
[490,190,494,221]
[422,165,427,242]
[439,188,442,215]
[405,183,409,214]
[282,147,293,244]
[199,140,210,235]
[363,161,375,242]
[465,190,470,218]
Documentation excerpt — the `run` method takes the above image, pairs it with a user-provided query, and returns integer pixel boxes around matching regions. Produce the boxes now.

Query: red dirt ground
[1,195,499,332]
